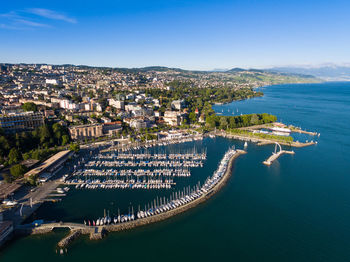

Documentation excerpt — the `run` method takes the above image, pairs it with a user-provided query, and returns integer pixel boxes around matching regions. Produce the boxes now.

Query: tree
[9,148,21,165]
[39,125,51,144]
[21,102,38,112]
[62,135,70,146]
[69,143,80,153]
[250,114,259,125]
[188,112,197,123]
[219,117,229,130]
[10,164,28,180]
[22,152,31,160]
[3,173,13,183]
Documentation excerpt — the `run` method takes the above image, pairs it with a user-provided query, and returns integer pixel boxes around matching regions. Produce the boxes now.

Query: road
[6,179,62,226]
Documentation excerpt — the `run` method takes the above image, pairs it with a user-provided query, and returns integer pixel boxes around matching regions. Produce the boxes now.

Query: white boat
[272,131,290,137]
[269,127,291,133]
[3,200,18,206]
[57,188,64,194]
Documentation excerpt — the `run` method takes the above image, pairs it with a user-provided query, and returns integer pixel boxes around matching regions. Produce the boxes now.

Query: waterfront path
[215,131,316,148]
[263,150,295,166]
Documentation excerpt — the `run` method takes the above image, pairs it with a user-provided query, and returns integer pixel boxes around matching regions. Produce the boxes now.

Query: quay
[263,143,295,166]
[263,150,295,165]
[215,131,316,148]
[24,149,246,248]
[101,134,204,153]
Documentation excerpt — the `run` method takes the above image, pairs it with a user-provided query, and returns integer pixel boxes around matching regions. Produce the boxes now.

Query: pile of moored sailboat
[84,147,236,225]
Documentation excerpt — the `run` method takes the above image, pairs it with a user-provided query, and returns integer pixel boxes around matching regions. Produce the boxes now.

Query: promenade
[215,131,316,148]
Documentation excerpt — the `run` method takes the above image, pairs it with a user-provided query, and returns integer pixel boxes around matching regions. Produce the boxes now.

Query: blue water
[1,82,350,261]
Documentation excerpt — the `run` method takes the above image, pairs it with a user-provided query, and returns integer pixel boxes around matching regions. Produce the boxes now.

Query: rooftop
[24,150,71,179]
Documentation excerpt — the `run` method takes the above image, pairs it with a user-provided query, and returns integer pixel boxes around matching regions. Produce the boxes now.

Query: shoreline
[214,131,316,148]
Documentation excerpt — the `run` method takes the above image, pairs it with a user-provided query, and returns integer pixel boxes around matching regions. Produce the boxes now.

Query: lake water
[1,82,350,261]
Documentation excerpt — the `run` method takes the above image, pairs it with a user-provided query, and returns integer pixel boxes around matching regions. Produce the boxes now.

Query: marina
[86,147,234,225]
[26,147,246,250]
[102,134,204,153]
[62,148,207,190]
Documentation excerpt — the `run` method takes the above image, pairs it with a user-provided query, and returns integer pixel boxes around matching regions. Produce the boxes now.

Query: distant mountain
[268,64,350,81]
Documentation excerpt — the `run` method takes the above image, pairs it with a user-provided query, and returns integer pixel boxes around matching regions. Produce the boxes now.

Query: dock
[263,150,295,165]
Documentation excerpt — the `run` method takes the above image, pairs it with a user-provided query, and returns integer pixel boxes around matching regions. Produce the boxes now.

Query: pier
[263,142,295,166]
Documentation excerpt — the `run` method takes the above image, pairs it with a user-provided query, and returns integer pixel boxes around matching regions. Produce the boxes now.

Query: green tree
[62,135,70,146]
[10,164,28,180]
[188,112,197,123]
[9,148,21,164]
[250,114,259,125]
[39,125,51,145]
[220,117,229,129]
[69,143,80,153]
[21,102,38,112]
[22,152,31,160]
[3,173,13,183]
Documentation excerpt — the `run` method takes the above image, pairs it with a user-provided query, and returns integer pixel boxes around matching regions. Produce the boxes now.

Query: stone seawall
[58,230,81,248]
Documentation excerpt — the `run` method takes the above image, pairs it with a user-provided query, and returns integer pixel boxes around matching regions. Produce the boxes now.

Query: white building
[171,100,186,111]
[45,79,59,85]
[59,99,78,110]
[108,99,125,110]
[130,119,148,130]
[101,117,112,123]
[125,103,142,112]
[164,111,181,126]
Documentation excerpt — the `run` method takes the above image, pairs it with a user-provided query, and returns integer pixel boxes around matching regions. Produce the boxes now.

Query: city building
[115,94,126,101]
[108,99,125,110]
[45,79,59,85]
[24,150,74,183]
[0,111,44,133]
[69,124,103,140]
[59,99,78,110]
[171,99,186,110]
[102,122,122,136]
[130,118,148,130]
[163,111,181,126]
[101,117,112,123]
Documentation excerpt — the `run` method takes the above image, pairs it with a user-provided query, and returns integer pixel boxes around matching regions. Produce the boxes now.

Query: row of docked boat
[72,168,191,177]
[92,152,207,161]
[66,178,175,189]
[85,160,203,168]
[84,147,237,226]
[115,135,204,152]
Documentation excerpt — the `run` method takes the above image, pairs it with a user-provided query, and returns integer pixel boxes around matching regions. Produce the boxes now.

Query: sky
[1,0,350,70]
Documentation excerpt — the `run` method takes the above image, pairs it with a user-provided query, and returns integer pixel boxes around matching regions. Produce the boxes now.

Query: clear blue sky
[1,0,349,70]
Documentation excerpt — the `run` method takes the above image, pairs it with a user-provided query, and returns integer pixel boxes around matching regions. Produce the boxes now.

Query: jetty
[263,142,295,166]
